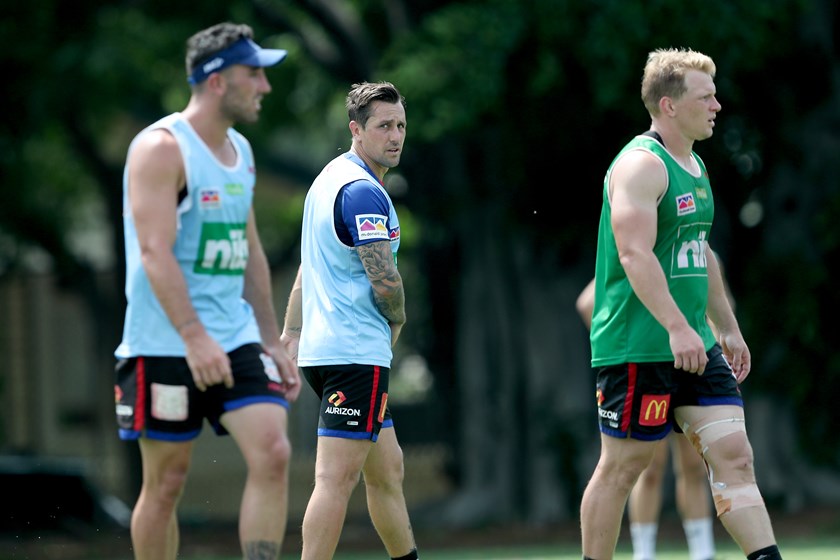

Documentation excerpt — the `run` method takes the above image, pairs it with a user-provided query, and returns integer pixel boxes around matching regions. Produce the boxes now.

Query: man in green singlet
[579,48,783,560]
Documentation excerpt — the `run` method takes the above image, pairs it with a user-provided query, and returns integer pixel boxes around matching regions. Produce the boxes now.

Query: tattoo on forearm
[373,285,405,323]
[358,241,406,324]
[244,540,280,559]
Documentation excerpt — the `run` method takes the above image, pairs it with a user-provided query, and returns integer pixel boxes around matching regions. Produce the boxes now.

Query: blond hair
[641,48,716,116]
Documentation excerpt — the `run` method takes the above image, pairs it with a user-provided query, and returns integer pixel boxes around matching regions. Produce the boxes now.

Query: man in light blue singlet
[114,22,300,560]
[281,82,419,560]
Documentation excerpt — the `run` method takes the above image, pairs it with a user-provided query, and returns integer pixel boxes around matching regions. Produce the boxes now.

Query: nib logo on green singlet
[194,223,248,275]
[671,226,711,278]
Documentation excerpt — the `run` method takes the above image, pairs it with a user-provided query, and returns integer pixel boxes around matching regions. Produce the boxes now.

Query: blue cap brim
[241,48,288,68]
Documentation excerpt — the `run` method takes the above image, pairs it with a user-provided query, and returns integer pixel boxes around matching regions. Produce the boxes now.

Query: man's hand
[720,330,751,383]
[181,321,233,391]
[669,325,708,375]
[269,338,302,402]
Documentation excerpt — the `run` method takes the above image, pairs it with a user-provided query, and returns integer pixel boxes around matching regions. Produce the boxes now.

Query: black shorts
[594,344,743,441]
[301,364,392,442]
[114,343,290,442]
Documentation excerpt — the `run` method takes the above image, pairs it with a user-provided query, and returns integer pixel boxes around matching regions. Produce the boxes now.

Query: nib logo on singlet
[194,223,248,275]
[671,227,711,278]
[676,230,709,270]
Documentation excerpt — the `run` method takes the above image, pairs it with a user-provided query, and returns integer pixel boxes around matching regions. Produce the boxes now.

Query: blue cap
[188,36,287,85]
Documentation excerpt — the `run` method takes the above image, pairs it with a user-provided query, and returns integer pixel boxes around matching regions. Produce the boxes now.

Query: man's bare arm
[128,129,231,390]
[357,240,406,326]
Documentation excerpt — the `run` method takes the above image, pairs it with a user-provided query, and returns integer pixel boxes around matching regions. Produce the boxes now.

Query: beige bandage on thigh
[681,415,746,456]
[681,415,764,516]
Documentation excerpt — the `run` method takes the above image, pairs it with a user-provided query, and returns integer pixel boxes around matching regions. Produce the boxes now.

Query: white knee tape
[682,416,746,456]
[712,482,765,516]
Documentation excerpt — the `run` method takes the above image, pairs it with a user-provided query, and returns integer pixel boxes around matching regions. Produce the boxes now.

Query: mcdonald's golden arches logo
[639,394,670,427]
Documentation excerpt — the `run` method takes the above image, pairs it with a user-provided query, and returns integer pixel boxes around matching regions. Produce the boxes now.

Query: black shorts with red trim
[594,344,743,441]
[114,343,290,442]
[301,364,392,442]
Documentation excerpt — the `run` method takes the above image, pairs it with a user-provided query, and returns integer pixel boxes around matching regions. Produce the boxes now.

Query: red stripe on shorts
[135,357,147,431]
[367,365,380,433]
[621,363,637,433]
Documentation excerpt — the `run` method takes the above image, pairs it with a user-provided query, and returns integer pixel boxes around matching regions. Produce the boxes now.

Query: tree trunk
[440,211,599,526]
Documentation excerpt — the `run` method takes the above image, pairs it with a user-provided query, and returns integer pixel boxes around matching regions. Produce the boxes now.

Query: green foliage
[382,0,525,141]
[742,189,840,466]
[373,0,811,266]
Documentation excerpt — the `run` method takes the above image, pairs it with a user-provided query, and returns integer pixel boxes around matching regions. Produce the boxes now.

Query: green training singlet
[590,134,717,367]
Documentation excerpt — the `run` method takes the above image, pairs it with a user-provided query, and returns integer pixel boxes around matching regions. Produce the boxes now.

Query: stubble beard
[221,94,260,125]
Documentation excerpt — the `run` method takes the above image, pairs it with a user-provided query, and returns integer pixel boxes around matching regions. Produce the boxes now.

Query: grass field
[4,533,839,560]
[332,537,840,560]
[334,542,840,559]
[172,537,840,560]
[4,508,838,560]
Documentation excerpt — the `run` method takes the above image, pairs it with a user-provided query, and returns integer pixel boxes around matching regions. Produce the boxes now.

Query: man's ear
[205,71,227,95]
[659,96,677,117]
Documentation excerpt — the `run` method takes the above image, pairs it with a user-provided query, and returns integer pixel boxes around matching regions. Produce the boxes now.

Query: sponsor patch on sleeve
[355,214,390,241]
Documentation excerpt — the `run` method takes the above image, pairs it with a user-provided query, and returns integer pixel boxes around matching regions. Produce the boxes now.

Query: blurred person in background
[114,22,300,560]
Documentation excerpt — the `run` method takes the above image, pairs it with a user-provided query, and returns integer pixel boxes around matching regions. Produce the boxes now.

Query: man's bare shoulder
[610,148,667,202]
[129,128,180,168]
[127,127,185,197]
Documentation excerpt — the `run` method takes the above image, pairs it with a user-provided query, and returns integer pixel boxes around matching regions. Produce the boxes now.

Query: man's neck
[650,125,693,160]
[182,102,232,151]
[349,147,386,183]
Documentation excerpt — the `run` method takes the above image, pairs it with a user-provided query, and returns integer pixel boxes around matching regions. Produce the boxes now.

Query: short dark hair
[346,82,405,127]
[185,22,254,77]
